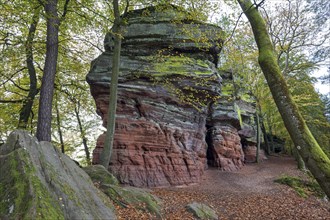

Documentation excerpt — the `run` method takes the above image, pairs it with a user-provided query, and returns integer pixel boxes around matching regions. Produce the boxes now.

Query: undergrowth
[274,175,325,198]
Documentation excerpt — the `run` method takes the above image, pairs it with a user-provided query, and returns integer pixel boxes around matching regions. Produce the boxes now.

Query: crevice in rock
[206,125,216,167]
[205,101,217,168]
[134,98,146,118]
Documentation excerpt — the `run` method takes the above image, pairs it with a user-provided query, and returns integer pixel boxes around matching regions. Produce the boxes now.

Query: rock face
[87,4,260,187]
[0,130,116,220]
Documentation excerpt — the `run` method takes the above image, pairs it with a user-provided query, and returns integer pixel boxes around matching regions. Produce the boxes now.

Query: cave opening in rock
[205,125,217,167]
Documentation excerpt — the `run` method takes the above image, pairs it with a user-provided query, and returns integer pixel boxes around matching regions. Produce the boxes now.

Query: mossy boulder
[83,165,119,186]
[101,185,162,218]
[0,130,116,219]
[84,165,162,217]
[186,202,218,220]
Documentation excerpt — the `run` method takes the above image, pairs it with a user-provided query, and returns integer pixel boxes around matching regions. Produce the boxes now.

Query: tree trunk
[18,5,41,129]
[260,118,270,155]
[266,116,275,153]
[36,0,60,141]
[293,147,306,170]
[74,101,91,165]
[256,113,260,163]
[237,0,330,198]
[99,0,122,168]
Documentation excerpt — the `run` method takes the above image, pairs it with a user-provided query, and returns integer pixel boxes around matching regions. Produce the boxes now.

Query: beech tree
[237,0,330,198]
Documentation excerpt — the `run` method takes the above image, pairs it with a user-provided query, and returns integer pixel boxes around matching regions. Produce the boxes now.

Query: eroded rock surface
[0,130,116,220]
[87,4,260,187]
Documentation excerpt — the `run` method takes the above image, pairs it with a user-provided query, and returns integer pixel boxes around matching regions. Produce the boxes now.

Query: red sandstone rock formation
[87,5,260,187]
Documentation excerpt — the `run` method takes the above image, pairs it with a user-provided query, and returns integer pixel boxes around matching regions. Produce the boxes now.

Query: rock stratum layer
[87,5,261,187]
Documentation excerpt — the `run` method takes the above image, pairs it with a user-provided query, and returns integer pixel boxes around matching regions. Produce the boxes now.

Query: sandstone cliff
[87,4,261,187]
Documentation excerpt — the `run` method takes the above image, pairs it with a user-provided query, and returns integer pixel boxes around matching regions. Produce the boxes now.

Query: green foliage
[220,0,330,157]
[274,175,325,198]
[0,0,109,161]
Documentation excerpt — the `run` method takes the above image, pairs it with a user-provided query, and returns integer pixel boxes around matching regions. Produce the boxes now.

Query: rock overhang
[112,4,224,54]
[87,4,224,87]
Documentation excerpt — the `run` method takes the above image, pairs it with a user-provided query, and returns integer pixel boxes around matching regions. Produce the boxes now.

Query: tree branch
[61,0,70,21]
[0,99,23,103]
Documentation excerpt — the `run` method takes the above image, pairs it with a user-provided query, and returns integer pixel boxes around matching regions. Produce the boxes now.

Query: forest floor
[115,155,330,219]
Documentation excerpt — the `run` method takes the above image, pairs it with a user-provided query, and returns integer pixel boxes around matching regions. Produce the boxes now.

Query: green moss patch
[101,185,161,217]
[153,56,213,76]
[186,202,218,220]
[221,82,234,96]
[83,165,119,186]
[0,149,64,220]
[84,165,162,218]
[1,130,116,219]
[274,175,325,198]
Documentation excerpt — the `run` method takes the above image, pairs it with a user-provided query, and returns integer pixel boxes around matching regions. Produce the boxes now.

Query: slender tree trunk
[257,102,270,155]
[99,0,122,168]
[18,5,41,129]
[256,113,260,163]
[36,0,60,141]
[237,0,330,198]
[293,147,306,170]
[260,120,270,155]
[55,94,65,153]
[267,117,275,153]
[74,101,91,165]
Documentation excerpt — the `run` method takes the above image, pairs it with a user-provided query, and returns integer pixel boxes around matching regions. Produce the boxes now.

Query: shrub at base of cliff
[84,165,162,218]
[0,130,116,219]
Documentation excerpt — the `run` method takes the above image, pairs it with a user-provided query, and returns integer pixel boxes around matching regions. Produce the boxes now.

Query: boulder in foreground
[0,130,116,220]
[186,202,218,220]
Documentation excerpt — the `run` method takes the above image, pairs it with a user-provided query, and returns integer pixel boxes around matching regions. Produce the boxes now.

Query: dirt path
[118,156,330,219]
[193,155,303,196]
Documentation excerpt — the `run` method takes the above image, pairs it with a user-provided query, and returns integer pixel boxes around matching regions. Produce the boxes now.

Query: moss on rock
[0,148,64,219]
[0,130,116,219]
[153,56,213,76]
[83,165,119,186]
[84,165,162,218]
[102,185,162,217]
[186,202,218,220]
